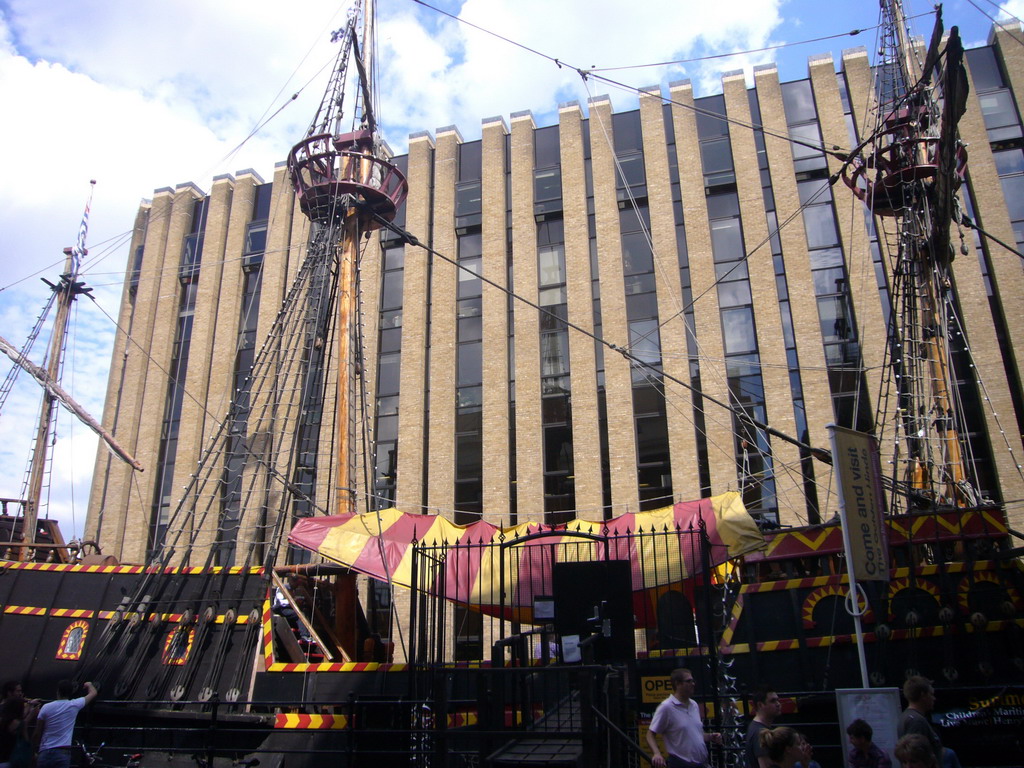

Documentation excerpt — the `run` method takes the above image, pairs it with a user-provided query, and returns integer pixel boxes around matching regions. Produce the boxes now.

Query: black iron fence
[407,523,720,666]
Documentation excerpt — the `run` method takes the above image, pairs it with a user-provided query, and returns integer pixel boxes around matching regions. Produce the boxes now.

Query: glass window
[622,232,654,275]
[535,168,562,202]
[994,148,1024,176]
[617,153,646,187]
[458,140,482,181]
[458,314,482,342]
[718,280,752,308]
[781,80,817,123]
[456,433,483,479]
[817,296,854,342]
[798,178,832,206]
[803,206,840,249]
[458,258,482,299]
[538,245,566,285]
[458,342,483,387]
[636,414,669,465]
[244,222,267,255]
[626,290,659,321]
[715,259,748,281]
[383,245,404,271]
[701,138,734,174]
[809,247,844,270]
[380,270,404,310]
[455,182,482,216]
[539,286,566,307]
[966,46,1005,92]
[979,89,1020,130]
[535,124,561,166]
[721,307,757,354]
[789,123,823,160]
[544,424,574,473]
[376,414,398,443]
[541,331,570,377]
[377,352,400,395]
[379,326,402,353]
[695,94,728,138]
[619,204,651,233]
[629,319,661,365]
[612,110,643,152]
[1001,173,1024,221]
[458,386,483,408]
[625,273,656,295]
[710,218,743,261]
[813,266,847,296]
[706,192,740,219]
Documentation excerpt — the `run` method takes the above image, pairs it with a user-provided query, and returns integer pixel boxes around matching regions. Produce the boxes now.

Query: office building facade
[87,29,1024,565]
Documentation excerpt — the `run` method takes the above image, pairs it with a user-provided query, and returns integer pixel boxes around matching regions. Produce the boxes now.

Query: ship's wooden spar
[0,333,143,472]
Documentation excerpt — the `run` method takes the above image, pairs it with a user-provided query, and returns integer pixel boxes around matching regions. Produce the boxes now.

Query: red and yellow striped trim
[2,562,263,576]
[4,605,46,616]
[274,714,349,729]
[266,661,408,673]
[3,606,249,624]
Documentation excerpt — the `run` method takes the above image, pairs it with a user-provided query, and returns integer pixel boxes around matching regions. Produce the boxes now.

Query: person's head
[760,726,801,765]
[903,676,936,712]
[670,667,696,699]
[894,733,938,768]
[848,718,874,751]
[751,686,782,723]
[1,681,23,701]
[56,680,76,700]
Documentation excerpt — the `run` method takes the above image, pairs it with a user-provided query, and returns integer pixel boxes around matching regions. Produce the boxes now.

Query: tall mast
[842,2,975,510]
[23,184,96,553]
[287,0,407,517]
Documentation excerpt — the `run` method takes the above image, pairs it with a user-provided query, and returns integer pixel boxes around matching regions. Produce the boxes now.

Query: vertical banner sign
[829,425,888,581]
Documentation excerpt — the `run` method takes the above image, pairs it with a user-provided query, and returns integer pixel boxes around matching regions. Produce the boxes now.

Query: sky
[0,0,1020,542]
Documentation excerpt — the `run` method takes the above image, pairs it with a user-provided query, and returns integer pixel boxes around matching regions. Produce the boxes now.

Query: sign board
[829,425,889,581]
[836,688,901,768]
[641,675,673,704]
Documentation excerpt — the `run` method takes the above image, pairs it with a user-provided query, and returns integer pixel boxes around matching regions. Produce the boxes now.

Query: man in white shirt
[646,668,722,768]
[33,680,97,768]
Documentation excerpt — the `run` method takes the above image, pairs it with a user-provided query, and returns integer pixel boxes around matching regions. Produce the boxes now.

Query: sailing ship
[2,1,1024,766]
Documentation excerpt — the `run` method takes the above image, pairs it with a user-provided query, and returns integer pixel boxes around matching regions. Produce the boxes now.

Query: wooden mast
[23,249,81,554]
[287,0,408,520]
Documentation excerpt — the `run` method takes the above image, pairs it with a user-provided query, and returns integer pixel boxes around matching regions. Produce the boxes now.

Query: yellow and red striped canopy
[289,492,763,621]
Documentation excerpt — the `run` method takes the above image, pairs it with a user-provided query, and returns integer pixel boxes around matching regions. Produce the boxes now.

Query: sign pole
[828,424,889,689]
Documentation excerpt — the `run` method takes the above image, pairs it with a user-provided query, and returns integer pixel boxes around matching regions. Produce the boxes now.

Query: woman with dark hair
[0,696,32,768]
[759,726,803,768]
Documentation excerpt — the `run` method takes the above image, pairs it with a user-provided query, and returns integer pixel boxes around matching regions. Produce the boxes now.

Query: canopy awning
[289,492,764,621]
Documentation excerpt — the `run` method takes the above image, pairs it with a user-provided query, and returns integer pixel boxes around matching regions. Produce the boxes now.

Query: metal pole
[829,427,871,689]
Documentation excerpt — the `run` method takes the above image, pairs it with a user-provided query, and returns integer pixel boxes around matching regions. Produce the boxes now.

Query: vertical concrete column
[480,116,512,523]
[356,225,384,518]
[588,96,640,514]
[395,132,435,514]
[953,42,1024,520]
[196,173,260,559]
[173,174,235,562]
[722,72,803,522]
[86,204,151,550]
[668,82,734,499]
[426,127,461,516]
[994,25,1024,134]
[122,183,202,562]
[637,86,700,501]
[247,164,296,561]
[754,64,839,515]
[559,102,603,518]
[510,111,544,522]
